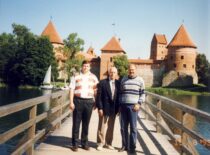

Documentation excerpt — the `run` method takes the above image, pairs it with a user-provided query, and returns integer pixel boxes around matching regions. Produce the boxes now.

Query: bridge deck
[35,109,179,155]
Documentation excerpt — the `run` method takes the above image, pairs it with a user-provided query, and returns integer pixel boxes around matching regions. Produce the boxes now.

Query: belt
[74,96,93,100]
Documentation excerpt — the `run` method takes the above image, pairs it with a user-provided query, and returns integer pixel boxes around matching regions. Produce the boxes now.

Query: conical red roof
[101,36,125,53]
[41,21,63,45]
[168,24,196,48]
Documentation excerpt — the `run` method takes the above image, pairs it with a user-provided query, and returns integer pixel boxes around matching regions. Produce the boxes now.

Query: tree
[64,33,84,59]
[63,33,85,77]
[0,23,58,86]
[196,54,210,86]
[66,55,85,77]
[113,55,129,78]
[0,33,17,81]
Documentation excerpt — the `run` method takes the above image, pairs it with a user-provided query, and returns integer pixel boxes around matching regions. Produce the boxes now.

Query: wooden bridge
[0,90,210,155]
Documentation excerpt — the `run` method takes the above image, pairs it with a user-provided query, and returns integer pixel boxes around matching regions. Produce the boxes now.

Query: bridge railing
[144,91,210,155]
[0,90,70,155]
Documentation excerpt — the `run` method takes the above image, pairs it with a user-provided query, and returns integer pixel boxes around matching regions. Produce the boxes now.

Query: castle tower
[41,21,67,79]
[167,24,198,83]
[150,34,168,60]
[100,36,125,79]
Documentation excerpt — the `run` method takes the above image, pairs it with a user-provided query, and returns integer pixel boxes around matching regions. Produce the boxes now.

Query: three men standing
[96,67,120,151]
[69,62,145,153]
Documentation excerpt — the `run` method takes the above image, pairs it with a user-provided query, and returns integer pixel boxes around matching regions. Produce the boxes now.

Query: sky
[0,0,209,60]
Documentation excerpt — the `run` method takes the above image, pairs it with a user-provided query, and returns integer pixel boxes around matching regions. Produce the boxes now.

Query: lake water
[0,87,209,154]
[163,94,210,155]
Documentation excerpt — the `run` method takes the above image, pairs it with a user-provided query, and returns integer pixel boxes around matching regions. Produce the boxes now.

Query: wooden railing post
[58,95,64,128]
[180,111,186,155]
[156,99,162,133]
[26,105,37,155]
[145,94,149,119]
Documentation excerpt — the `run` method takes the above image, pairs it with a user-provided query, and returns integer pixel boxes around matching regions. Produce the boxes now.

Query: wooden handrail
[0,90,70,155]
[144,91,210,154]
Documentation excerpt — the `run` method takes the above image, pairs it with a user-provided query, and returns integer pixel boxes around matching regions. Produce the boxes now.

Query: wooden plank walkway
[35,108,179,155]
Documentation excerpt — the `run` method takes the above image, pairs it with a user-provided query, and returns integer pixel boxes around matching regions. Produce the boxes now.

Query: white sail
[43,65,51,84]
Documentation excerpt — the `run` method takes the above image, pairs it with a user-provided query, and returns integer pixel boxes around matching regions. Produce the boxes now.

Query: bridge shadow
[37,135,98,149]
[137,117,168,155]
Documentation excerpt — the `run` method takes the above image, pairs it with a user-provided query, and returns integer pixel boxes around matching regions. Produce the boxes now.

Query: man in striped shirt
[119,64,145,153]
[69,60,98,152]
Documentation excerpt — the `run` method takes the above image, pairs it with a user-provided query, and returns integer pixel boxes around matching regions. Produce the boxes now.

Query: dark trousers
[120,104,138,150]
[72,97,94,146]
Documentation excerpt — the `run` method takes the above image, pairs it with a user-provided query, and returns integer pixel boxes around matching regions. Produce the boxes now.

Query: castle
[41,21,198,87]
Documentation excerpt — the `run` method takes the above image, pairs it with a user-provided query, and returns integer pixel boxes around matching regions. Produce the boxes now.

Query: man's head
[108,66,118,80]
[81,60,91,74]
[128,64,137,78]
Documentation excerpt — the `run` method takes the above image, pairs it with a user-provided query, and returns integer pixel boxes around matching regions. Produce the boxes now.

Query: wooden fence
[0,90,70,155]
[0,90,210,155]
[144,91,210,155]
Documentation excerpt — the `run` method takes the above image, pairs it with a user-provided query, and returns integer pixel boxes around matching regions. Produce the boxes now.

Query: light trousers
[97,114,116,145]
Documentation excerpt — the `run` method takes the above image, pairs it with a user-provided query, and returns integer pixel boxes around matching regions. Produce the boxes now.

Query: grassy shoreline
[146,87,210,96]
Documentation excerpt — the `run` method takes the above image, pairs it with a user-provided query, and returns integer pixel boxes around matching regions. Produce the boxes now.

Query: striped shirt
[69,71,98,99]
[120,76,145,105]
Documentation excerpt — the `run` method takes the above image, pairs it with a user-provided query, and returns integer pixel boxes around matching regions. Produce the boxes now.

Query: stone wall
[135,64,165,87]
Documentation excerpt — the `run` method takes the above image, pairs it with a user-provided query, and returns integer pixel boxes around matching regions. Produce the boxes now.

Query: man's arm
[69,88,75,111]
[69,76,76,111]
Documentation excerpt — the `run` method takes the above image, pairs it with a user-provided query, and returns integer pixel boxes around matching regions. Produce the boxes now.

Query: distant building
[100,36,125,79]
[41,21,67,79]
[166,25,198,84]
[41,22,198,87]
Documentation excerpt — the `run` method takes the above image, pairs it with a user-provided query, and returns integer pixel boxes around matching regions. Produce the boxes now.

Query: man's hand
[133,103,140,112]
[69,102,75,111]
[98,109,103,117]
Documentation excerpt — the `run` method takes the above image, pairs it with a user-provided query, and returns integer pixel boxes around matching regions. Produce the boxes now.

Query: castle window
[183,64,186,68]
[192,65,194,68]
[174,64,176,68]
[171,56,173,60]
[181,55,184,59]
[110,57,112,62]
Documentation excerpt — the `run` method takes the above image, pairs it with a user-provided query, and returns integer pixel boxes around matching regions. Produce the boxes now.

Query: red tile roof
[168,24,196,48]
[86,46,97,57]
[155,34,167,44]
[41,21,63,45]
[101,36,125,53]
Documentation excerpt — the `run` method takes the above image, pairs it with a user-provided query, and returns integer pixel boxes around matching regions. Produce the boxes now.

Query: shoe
[97,145,103,151]
[129,149,136,153]
[71,146,78,152]
[82,145,90,151]
[104,144,115,150]
[118,146,127,152]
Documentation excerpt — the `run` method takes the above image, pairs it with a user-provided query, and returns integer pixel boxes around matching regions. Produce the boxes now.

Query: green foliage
[196,54,210,86]
[63,33,85,77]
[113,55,129,77]
[0,23,58,86]
[66,55,85,77]
[147,87,210,96]
[0,33,17,79]
[63,33,84,59]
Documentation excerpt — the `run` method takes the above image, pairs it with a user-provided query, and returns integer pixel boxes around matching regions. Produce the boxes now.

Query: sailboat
[40,65,53,89]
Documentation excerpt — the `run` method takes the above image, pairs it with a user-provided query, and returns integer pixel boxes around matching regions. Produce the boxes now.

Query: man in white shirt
[69,60,98,152]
